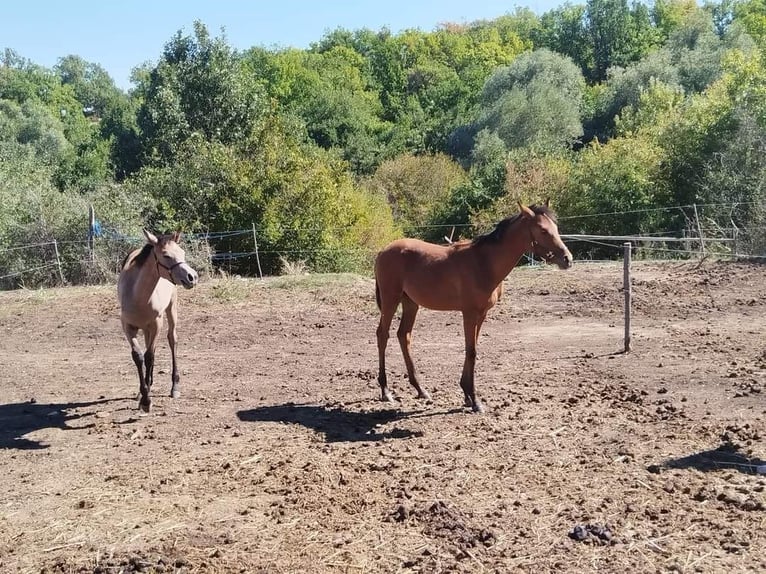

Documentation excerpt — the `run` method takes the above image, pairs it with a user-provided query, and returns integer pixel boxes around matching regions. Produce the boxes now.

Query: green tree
[535,4,593,77]
[136,21,264,165]
[587,0,661,81]
[477,49,586,152]
[558,135,670,237]
[55,55,124,117]
[362,153,467,237]
[652,0,699,40]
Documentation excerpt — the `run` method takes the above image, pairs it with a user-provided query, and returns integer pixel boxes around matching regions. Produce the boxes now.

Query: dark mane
[472,204,556,246]
[120,243,153,270]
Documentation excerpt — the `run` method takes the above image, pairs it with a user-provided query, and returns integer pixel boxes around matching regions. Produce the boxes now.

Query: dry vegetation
[0,261,764,573]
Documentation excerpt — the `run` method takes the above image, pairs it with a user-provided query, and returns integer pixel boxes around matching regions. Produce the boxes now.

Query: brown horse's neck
[475,217,532,288]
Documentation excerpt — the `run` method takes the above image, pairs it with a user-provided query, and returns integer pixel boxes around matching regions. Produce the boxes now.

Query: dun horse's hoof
[139,399,151,413]
[472,402,485,414]
[416,390,432,401]
[170,389,180,399]
[381,392,395,403]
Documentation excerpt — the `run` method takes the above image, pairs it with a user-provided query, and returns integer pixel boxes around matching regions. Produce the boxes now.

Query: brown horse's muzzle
[556,249,573,270]
[533,244,573,270]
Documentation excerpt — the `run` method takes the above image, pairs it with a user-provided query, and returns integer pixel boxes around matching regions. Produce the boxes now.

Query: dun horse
[118,230,199,412]
[374,201,572,412]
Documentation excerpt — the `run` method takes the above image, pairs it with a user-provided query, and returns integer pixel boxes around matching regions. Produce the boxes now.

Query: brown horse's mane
[120,243,154,271]
[472,204,556,246]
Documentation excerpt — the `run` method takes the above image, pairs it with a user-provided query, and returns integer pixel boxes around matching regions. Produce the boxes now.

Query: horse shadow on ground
[0,398,119,450]
[661,441,766,474]
[237,402,460,443]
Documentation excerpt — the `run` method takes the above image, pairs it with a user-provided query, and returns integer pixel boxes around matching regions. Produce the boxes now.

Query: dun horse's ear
[143,229,159,245]
[518,201,535,219]
[172,230,181,243]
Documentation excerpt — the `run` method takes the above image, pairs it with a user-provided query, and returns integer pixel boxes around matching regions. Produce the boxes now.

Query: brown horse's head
[143,230,199,289]
[519,200,573,270]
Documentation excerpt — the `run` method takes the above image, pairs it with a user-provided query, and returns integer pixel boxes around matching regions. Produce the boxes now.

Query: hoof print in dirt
[391,503,411,522]
[568,523,616,545]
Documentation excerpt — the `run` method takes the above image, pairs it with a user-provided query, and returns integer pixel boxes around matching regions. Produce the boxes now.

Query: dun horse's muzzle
[173,264,199,289]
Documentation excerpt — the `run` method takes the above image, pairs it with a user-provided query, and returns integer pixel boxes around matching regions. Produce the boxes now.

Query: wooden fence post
[624,242,632,353]
[252,223,264,280]
[693,203,705,257]
[53,240,65,284]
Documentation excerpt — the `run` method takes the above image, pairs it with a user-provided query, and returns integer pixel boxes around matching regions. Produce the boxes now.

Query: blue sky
[2,0,561,90]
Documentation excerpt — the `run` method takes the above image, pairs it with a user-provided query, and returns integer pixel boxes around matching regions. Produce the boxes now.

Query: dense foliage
[2,0,766,286]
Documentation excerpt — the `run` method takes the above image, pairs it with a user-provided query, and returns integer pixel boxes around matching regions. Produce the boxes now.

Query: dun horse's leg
[376,295,398,403]
[398,296,430,400]
[142,319,161,405]
[166,293,181,398]
[460,311,486,413]
[124,324,150,412]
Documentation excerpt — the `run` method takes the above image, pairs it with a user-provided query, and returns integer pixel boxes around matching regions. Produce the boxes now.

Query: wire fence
[2,201,765,290]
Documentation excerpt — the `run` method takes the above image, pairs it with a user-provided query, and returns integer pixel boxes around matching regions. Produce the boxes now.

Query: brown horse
[118,230,199,412]
[374,202,572,412]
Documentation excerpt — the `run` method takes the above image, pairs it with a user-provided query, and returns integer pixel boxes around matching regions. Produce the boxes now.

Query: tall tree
[587,0,660,81]
[136,21,264,165]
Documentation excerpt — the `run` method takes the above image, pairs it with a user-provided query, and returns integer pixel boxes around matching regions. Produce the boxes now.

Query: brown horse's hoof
[139,399,151,413]
[472,402,485,414]
[381,392,395,403]
[416,390,432,401]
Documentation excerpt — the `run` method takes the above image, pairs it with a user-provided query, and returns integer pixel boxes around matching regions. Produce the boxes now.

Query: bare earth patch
[0,261,764,573]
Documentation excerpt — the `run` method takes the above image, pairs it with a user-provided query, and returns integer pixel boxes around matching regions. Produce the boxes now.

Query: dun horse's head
[519,201,573,270]
[144,230,199,289]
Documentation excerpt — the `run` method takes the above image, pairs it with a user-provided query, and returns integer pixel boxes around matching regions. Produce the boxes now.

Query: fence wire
[3,201,766,289]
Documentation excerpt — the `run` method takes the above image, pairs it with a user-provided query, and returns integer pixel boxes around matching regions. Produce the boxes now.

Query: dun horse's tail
[375,278,381,310]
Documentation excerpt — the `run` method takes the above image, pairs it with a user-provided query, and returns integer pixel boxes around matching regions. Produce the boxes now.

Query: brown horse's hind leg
[376,281,399,403]
[166,292,181,398]
[123,323,150,412]
[398,295,430,400]
[460,311,487,413]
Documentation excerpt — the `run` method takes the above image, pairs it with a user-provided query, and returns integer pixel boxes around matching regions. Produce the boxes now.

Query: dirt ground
[0,260,764,574]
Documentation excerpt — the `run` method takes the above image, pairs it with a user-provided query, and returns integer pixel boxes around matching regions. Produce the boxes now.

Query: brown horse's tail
[375,278,381,310]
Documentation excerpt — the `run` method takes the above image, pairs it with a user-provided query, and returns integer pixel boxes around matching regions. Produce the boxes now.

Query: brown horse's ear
[518,201,535,219]
[143,229,159,245]
[544,197,550,208]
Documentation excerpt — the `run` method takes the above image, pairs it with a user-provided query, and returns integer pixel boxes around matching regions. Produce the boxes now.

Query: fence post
[693,203,705,257]
[88,204,96,261]
[252,223,264,280]
[623,242,632,353]
[53,240,65,285]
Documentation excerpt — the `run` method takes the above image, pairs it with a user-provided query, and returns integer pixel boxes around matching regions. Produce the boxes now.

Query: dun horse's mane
[471,204,556,246]
[120,234,179,270]
[120,243,154,270]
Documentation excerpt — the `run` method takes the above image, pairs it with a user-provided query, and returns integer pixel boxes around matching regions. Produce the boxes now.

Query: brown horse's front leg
[460,311,486,413]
